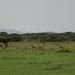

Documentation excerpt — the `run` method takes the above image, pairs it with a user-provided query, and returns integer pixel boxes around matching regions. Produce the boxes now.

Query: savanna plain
[0,41,75,75]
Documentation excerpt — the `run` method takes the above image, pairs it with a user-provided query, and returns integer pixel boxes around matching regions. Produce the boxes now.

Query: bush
[56,49,72,53]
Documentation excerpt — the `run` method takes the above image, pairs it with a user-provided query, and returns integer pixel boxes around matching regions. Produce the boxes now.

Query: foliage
[8,33,23,42]
[0,32,8,36]
[21,32,75,42]
[0,37,10,47]
[0,31,75,42]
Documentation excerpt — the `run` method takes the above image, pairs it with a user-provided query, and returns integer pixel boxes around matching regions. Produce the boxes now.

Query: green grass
[0,42,75,75]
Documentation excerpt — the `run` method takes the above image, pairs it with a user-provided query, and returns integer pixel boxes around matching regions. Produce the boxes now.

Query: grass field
[0,42,75,75]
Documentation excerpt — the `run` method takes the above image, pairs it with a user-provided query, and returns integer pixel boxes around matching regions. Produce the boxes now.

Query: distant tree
[39,36,47,43]
[72,38,75,41]
[47,34,59,42]
[0,37,10,47]
[0,32,8,36]
[9,33,23,42]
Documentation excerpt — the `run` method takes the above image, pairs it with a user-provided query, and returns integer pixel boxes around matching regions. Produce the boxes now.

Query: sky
[0,0,75,33]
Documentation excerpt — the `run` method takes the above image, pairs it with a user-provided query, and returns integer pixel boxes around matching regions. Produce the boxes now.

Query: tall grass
[0,42,75,75]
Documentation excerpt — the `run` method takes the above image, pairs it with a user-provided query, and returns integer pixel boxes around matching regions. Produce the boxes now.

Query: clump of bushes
[43,65,61,70]
[56,49,72,53]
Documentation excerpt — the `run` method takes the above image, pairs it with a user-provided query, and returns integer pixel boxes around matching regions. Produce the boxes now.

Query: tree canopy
[0,31,75,44]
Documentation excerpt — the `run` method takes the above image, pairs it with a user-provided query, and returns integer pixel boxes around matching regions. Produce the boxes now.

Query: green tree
[0,32,8,36]
[9,33,23,42]
[0,37,10,47]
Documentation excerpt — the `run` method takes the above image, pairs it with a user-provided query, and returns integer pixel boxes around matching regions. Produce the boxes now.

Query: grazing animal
[2,46,6,49]
[25,47,27,49]
[24,45,27,49]
[59,45,64,49]
[38,46,43,49]
[31,45,36,49]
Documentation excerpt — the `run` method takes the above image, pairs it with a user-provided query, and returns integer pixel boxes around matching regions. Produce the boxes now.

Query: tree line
[0,31,75,47]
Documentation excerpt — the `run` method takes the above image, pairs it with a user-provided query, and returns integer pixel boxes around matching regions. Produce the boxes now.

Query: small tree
[0,37,10,47]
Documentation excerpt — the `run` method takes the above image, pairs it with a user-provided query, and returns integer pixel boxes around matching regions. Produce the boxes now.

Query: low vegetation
[0,41,75,75]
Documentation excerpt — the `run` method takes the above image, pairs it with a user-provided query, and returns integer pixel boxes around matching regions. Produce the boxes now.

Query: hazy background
[0,0,75,33]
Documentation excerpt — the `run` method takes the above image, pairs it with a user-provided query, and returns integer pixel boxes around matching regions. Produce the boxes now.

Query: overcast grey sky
[0,0,75,33]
